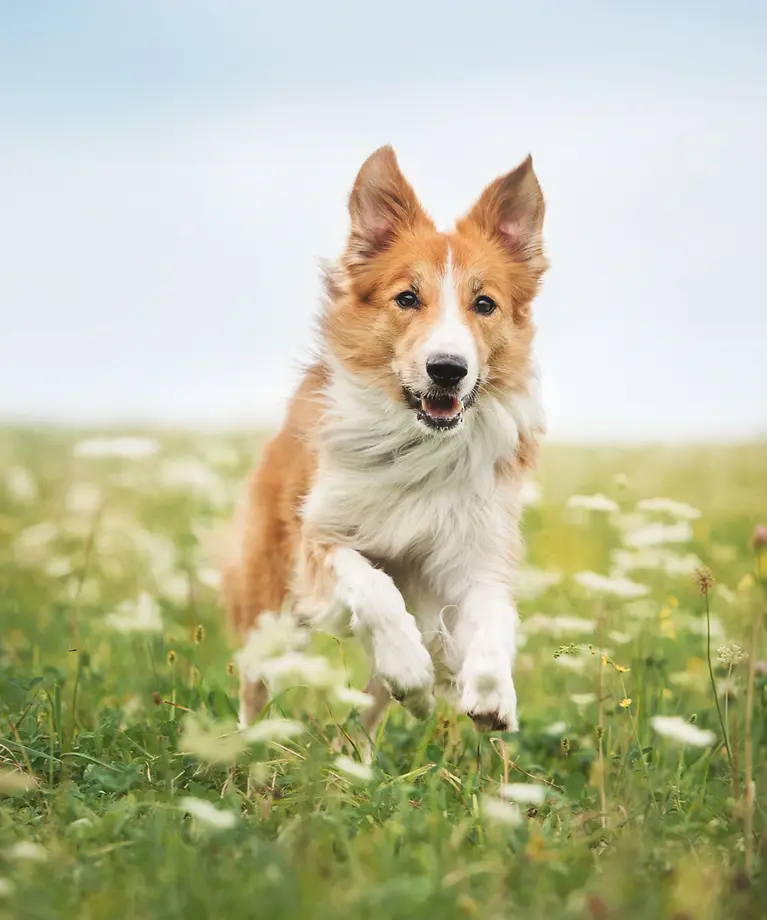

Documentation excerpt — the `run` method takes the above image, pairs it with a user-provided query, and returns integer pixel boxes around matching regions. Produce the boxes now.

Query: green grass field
[1,429,766,920]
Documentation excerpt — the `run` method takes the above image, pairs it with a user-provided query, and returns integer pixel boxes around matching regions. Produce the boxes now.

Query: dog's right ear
[347,146,430,262]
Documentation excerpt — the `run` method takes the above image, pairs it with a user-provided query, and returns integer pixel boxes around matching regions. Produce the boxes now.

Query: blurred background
[1,1,765,441]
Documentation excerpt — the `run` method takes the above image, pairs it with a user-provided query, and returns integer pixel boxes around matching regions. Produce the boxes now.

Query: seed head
[194,624,206,645]
[167,650,176,666]
[717,644,747,666]
[561,737,570,754]
[693,566,714,596]
[596,725,604,741]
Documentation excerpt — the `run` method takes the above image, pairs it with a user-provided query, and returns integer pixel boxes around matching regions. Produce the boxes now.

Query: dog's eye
[472,295,497,316]
[395,290,419,309]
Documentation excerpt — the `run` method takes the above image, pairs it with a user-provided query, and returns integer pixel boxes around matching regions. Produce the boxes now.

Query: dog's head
[323,146,547,434]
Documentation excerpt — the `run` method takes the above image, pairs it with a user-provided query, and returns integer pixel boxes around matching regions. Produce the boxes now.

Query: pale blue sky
[1,1,765,439]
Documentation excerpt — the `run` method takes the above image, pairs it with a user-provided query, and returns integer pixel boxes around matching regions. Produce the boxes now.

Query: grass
[1,428,766,919]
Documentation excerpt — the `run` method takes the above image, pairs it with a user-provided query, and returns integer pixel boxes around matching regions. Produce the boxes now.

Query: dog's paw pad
[468,709,517,733]
[390,683,435,720]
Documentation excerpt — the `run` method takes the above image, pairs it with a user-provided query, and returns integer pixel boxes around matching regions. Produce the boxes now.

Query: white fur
[416,246,479,396]
[454,584,520,731]
[330,547,435,718]
[300,355,545,728]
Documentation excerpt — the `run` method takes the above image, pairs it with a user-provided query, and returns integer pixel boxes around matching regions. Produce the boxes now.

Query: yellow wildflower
[619,698,632,708]
[737,574,755,593]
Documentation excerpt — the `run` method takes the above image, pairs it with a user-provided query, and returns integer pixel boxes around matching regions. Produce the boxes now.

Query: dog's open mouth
[404,387,476,431]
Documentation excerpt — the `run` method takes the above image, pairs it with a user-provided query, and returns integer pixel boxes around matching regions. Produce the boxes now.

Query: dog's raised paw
[469,710,514,733]
[372,624,435,718]
[390,683,436,720]
[460,659,518,733]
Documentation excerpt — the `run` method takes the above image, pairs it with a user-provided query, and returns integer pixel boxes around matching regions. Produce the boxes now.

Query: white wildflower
[651,715,716,748]
[235,612,308,682]
[65,482,103,515]
[5,466,37,503]
[717,644,747,666]
[543,721,567,736]
[199,441,241,470]
[74,437,159,459]
[623,521,693,548]
[332,755,373,783]
[522,614,596,637]
[567,493,619,513]
[674,613,725,640]
[716,677,738,699]
[481,796,522,826]
[106,593,163,634]
[159,572,189,605]
[8,841,47,863]
[519,480,541,507]
[612,511,651,535]
[62,578,100,605]
[637,498,701,521]
[623,599,658,620]
[668,672,707,690]
[160,457,228,506]
[574,571,650,599]
[334,687,375,710]
[662,553,704,577]
[609,630,633,645]
[570,693,597,707]
[197,567,222,591]
[178,797,237,830]
[136,531,178,581]
[515,567,562,600]
[45,557,73,579]
[180,715,248,764]
[260,652,340,691]
[499,783,548,806]
[243,718,304,744]
[611,547,701,578]
[14,522,58,565]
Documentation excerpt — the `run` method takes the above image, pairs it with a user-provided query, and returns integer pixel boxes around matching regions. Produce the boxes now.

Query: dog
[222,145,547,738]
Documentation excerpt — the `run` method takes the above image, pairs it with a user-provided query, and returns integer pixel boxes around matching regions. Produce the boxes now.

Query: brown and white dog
[222,145,547,738]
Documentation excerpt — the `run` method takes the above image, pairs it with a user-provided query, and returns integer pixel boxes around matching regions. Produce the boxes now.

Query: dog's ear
[463,155,545,264]
[347,146,430,261]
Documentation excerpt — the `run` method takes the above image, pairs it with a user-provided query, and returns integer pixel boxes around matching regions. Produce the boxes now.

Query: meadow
[1,428,766,920]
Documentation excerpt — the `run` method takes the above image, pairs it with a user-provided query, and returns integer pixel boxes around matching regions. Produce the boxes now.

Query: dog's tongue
[421,393,462,419]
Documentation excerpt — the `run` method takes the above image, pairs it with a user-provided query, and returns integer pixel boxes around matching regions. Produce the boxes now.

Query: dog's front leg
[453,583,520,732]
[297,541,435,719]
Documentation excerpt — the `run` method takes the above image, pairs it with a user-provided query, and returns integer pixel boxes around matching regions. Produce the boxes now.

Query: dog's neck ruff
[319,359,545,489]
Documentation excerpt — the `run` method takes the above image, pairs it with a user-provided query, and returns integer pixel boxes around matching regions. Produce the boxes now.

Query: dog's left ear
[463,155,545,264]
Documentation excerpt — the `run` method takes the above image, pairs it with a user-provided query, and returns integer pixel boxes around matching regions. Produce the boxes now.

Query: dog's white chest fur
[302,365,544,603]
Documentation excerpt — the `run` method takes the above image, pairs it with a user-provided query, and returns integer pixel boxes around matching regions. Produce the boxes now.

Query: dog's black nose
[426,354,468,387]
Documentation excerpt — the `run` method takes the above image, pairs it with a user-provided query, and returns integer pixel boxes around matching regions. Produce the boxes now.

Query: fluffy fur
[222,145,548,737]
